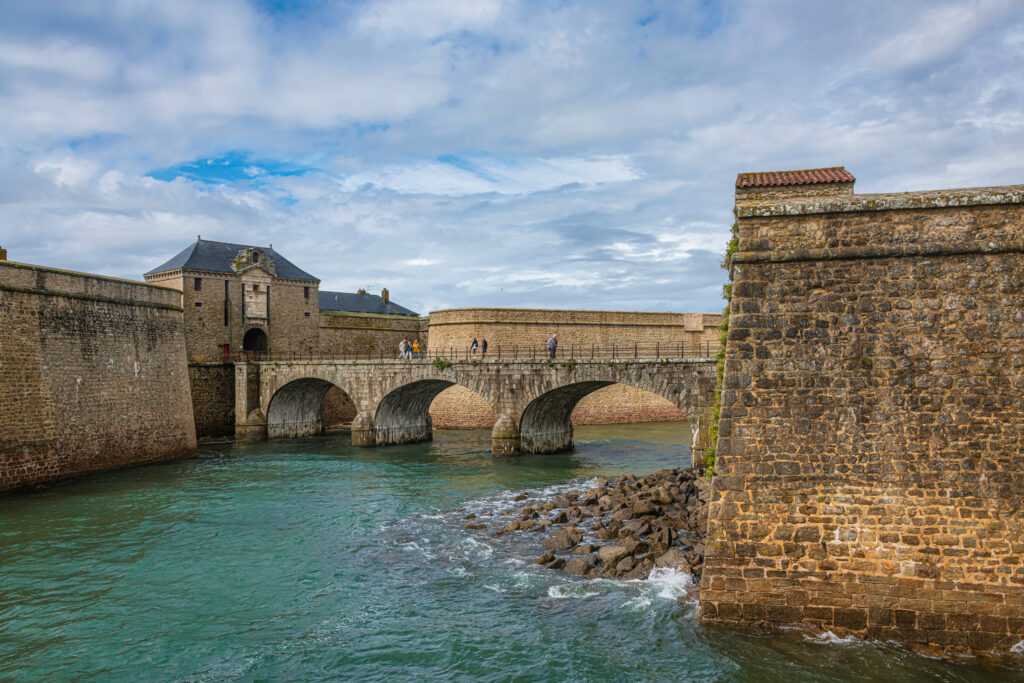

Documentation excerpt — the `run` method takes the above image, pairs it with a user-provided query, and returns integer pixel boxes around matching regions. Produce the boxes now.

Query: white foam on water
[625,596,653,610]
[448,566,468,576]
[629,567,694,600]
[399,540,436,560]
[804,631,862,646]
[484,584,505,593]
[547,584,601,599]
[1011,639,1024,654]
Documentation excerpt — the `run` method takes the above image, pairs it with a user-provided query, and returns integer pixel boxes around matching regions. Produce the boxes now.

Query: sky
[2,0,1024,315]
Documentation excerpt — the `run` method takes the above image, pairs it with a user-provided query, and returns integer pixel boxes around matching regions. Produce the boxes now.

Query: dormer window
[252,252,259,264]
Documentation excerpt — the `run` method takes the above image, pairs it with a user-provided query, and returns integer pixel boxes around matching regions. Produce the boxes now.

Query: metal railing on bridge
[228,341,719,363]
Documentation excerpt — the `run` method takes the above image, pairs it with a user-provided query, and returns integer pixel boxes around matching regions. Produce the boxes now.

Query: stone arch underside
[374,379,457,446]
[519,381,614,454]
[266,378,355,439]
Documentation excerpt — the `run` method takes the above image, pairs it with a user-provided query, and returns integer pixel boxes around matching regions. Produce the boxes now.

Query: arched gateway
[236,358,717,456]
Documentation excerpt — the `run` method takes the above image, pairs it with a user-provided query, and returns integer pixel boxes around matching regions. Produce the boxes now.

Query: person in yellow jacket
[412,339,422,359]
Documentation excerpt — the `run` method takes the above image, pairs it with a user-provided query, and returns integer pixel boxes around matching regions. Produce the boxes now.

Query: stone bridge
[234,358,717,455]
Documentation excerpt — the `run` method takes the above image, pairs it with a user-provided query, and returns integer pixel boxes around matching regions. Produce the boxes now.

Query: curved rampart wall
[0,260,197,493]
[426,308,719,427]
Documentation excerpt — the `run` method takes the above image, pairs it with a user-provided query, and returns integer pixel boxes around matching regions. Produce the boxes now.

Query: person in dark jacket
[547,334,557,359]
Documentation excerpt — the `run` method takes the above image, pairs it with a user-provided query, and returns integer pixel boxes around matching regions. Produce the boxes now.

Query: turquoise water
[1,423,1021,682]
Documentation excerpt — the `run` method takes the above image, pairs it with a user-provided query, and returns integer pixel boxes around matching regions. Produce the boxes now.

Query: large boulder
[541,527,582,551]
[598,545,631,567]
[654,548,690,570]
[562,556,595,576]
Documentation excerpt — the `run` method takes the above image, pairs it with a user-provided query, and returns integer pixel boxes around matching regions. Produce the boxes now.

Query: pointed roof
[319,290,419,317]
[146,239,319,281]
[736,166,855,188]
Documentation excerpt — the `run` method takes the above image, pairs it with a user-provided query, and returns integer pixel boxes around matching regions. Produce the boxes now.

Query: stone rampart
[189,363,235,438]
[318,311,425,357]
[700,184,1024,655]
[1,261,197,492]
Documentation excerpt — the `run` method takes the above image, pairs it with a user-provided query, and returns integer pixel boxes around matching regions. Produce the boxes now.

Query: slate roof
[736,166,855,188]
[319,290,419,317]
[146,239,319,281]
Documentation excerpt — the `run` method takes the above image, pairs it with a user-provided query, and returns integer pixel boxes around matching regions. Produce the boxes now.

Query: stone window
[253,284,259,292]
[304,312,311,317]
[304,286,310,300]
[194,277,202,291]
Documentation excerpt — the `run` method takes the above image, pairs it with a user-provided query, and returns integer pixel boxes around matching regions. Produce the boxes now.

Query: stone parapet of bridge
[234,357,717,457]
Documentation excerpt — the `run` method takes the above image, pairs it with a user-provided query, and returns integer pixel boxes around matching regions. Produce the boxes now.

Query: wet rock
[563,556,595,576]
[461,512,477,520]
[511,493,528,502]
[550,510,569,524]
[574,543,597,555]
[651,487,674,505]
[465,522,486,530]
[541,527,582,551]
[654,548,690,570]
[615,556,635,575]
[621,565,648,581]
[534,550,555,564]
[632,500,658,517]
[598,545,630,567]
[545,557,566,570]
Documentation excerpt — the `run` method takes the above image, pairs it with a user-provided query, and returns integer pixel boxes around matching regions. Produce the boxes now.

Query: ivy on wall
[703,222,739,477]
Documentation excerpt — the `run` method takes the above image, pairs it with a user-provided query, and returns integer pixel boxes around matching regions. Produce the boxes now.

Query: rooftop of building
[736,166,855,188]
[146,238,319,281]
[319,290,418,317]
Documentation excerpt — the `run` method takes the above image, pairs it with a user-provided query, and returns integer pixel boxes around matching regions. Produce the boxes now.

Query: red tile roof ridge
[736,166,855,188]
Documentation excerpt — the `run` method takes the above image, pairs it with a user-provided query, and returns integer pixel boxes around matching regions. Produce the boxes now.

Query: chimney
[0,246,6,261]
[382,288,390,304]
[736,166,855,201]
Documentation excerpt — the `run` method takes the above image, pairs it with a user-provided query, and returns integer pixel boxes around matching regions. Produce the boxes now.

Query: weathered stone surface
[0,261,197,493]
[701,176,1024,656]
[563,557,595,576]
[598,546,631,567]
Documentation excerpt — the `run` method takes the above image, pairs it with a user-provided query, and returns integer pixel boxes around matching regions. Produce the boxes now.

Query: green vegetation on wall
[703,221,739,477]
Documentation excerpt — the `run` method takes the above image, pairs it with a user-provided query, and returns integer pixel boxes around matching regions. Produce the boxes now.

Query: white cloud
[1,1,1024,316]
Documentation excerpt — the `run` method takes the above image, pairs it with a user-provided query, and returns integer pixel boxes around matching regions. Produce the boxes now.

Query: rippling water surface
[1,422,1021,681]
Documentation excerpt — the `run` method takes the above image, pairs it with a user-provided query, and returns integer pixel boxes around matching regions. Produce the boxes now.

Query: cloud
[1,0,1023,317]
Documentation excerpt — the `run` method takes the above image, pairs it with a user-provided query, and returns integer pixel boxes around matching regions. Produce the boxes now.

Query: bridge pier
[351,411,376,448]
[491,415,521,456]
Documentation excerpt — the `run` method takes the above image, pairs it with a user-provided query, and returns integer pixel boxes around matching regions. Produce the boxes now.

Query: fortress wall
[189,363,235,438]
[700,186,1024,654]
[0,261,197,493]
[318,311,424,358]
[426,308,719,427]
[427,307,721,356]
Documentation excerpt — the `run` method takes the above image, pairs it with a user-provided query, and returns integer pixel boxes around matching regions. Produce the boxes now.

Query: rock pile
[474,467,710,582]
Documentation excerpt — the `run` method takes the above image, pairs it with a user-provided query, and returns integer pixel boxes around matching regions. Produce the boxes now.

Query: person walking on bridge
[547,334,557,359]
[481,338,488,358]
[399,339,409,359]
[470,338,478,357]
[412,339,422,359]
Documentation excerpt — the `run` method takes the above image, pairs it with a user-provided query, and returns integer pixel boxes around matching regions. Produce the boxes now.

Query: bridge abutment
[351,411,376,447]
[490,415,521,456]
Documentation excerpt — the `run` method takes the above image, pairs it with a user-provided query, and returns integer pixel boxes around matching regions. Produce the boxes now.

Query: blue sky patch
[148,151,314,188]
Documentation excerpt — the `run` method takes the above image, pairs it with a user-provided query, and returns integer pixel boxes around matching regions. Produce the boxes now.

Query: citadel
[2,167,1023,656]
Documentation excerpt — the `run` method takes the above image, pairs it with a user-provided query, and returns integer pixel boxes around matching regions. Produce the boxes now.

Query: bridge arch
[373,379,496,446]
[266,378,356,439]
[518,379,692,454]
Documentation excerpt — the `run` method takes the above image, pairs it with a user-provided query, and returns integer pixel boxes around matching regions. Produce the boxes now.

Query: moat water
[1,423,1021,682]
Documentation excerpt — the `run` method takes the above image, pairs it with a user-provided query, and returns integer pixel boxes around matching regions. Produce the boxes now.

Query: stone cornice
[736,185,1024,218]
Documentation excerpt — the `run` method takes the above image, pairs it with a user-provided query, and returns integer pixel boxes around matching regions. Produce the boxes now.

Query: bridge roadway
[234,357,717,456]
